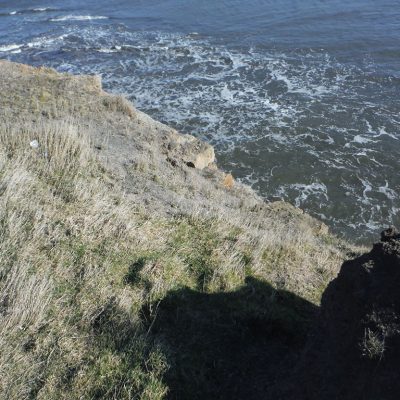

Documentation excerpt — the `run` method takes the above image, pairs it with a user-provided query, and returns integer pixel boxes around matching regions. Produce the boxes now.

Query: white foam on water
[24,34,67,49]
[267,132,290,145]
[365,220,382,231]
[352,134,376,144]
[0,34,67,55]
[374,127,398,140]
[220,85,235,102]
[378,181,397,200]
[364,121,399,141]
[271,69,294,92]
[97,46,121,53]
[50,15,108,22]
[0,44,22,52]
[359,178,373,205]
[263,99,279,111]
[290,84,331,96]
[365,120,374,133]
[276,182,329,208]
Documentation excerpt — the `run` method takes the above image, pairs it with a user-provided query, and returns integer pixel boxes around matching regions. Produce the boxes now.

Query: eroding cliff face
[299,227,400,400]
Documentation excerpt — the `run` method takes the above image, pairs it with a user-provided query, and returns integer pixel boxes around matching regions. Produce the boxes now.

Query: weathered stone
[168,133,215,170]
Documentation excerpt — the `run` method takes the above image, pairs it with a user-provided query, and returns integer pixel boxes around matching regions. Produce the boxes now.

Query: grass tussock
[0,119,357,399]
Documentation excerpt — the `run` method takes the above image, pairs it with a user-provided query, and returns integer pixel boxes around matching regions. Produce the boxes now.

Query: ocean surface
[1,0,399,243]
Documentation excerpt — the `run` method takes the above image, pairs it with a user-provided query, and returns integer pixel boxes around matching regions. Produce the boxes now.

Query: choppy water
[1,0,399,243]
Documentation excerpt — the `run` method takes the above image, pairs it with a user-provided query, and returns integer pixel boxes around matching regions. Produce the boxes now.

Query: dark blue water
[1,0,399,242]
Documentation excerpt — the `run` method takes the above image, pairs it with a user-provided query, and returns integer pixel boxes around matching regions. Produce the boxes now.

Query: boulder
[167,133,215,169]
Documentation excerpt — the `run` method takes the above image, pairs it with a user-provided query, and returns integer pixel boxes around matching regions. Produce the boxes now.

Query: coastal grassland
[0,119,360,399]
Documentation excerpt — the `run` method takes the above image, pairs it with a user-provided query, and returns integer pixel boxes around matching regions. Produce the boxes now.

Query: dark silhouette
[297,228,400,400]
[141,277,317,400]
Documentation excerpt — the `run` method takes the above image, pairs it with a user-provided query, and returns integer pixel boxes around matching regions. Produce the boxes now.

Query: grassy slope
[0,61,362,399]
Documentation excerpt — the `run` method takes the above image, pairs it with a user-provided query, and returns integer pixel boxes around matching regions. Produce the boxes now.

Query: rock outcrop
[166,132,215,169]
[298,227,400,400]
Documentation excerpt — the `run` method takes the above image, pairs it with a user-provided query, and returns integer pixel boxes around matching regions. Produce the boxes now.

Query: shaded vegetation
[143,277,317,399]
[296,229,400,400]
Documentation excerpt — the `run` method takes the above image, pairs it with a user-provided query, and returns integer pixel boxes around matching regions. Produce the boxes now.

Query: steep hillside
[0,60,360,399]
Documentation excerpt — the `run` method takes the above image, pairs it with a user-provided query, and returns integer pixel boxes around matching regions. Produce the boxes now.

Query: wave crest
[50,15,108,22]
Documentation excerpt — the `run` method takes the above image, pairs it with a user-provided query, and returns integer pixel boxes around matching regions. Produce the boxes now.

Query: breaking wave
[7,7,56,15]
[49,15,109,22]
[0,44,22,52]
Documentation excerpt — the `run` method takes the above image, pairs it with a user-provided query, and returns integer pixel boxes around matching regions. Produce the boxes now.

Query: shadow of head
[141,276,317,400]
[298,231,400,400]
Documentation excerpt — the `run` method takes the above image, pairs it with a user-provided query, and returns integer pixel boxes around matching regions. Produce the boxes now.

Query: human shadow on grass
[141,277,318,400]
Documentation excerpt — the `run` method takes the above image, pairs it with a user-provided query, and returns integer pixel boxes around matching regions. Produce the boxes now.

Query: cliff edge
[0,60,361,399]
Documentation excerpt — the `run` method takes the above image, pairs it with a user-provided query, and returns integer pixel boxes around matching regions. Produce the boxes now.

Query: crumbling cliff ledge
[0,60,363,399]
[0,61,247,210]
[0,59,334,242]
